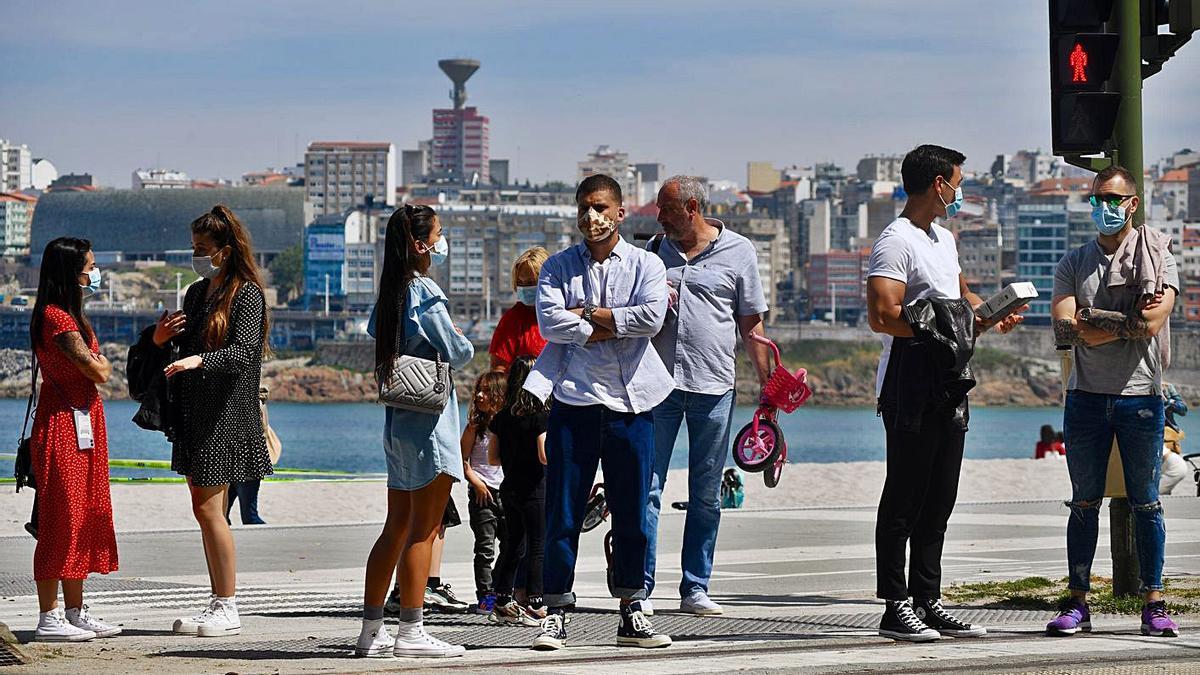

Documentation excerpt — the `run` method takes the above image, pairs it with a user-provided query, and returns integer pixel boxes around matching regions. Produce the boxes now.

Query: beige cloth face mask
[578,207,617,242]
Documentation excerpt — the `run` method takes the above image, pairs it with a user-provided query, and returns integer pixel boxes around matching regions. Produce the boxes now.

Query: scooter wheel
[732,419,783,473]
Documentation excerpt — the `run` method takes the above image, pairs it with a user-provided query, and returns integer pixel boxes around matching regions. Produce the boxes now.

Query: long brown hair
[374,204,438,380]
[31,237,94,348]
[505,356,544,417]
[190,204,270,356]
[468,370,508,440]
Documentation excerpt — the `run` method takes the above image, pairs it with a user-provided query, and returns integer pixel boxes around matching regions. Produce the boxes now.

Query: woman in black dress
[160,204,271,638]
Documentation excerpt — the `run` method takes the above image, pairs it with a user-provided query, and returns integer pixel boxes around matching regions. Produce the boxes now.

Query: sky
[1,0,1197,189]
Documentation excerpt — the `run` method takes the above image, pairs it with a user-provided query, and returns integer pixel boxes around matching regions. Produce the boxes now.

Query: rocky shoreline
[0,344,1106,408]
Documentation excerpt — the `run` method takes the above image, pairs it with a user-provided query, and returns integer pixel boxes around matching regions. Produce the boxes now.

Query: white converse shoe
[393,622,465,658]
[355,618,394,658]
[66,605,121,638]
[35,608,96,642]
[173,595,216,634]
[196,597,241,637]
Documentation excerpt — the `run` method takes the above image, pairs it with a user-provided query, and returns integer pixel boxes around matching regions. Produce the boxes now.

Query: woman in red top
[489,247,549,371]
[29,237,120,642]
[1035,424,1066,459]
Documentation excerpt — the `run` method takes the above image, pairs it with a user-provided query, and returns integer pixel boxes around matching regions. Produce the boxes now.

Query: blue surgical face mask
[428,236,449,266]
[937,179,964,219]
[516,285,538,306]
[80,268,102,298]
[1091,202,1128,236]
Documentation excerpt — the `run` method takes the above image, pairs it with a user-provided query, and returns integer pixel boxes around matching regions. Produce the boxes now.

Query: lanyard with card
[41,365,95,452]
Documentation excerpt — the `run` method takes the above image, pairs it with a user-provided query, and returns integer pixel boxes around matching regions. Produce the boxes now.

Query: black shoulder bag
[14,354,39,492]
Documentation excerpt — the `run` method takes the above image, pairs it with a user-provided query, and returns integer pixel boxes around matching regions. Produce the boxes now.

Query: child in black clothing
[486,356,548,626]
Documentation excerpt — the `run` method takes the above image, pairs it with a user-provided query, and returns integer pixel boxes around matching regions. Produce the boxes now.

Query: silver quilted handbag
[378,352,450,413]
[377,301,451,414]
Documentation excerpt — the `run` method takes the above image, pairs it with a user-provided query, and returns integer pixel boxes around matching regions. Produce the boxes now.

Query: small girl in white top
[460,370,508,614]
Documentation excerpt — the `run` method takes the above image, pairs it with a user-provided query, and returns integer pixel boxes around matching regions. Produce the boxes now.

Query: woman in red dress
[29,237,120,642]
[488,246,550,371]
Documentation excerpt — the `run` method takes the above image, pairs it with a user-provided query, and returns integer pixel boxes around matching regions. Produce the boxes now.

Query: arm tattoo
[1054,319,1089,348]
[54,331,96,370]
[1079,307,1150,339]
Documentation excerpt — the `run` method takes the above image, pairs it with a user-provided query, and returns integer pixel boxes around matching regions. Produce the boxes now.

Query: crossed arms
[1051,288,1175,348]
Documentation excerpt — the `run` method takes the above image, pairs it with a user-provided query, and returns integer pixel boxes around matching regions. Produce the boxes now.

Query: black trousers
[467,484,507,595]
[875,409,966,601]
[494,484,545,598]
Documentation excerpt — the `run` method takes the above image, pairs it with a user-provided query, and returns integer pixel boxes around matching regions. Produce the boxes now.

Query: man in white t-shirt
[866,144,1024,643]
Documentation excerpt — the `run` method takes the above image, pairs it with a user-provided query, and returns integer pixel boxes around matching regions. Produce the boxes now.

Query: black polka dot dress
[171,280,273,486]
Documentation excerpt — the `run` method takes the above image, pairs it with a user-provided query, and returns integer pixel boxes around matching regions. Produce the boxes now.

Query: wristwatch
[582,302,597,325]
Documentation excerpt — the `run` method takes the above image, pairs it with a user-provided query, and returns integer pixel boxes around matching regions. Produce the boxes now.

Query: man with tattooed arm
[1047,165,1180,638]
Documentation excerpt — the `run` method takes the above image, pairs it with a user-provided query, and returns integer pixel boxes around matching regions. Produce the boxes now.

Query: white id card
[72,408,94,451]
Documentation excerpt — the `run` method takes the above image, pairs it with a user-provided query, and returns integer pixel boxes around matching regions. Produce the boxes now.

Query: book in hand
[975,282,1038,327]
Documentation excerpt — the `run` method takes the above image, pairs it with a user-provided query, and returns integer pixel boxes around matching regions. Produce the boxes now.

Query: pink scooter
[731,334,812,488]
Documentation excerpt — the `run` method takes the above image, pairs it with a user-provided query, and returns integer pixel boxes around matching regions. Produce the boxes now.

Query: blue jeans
[645,389,735,598]
[225,480,265,525]
[1063,391,1166,593]
[543,401,654,607]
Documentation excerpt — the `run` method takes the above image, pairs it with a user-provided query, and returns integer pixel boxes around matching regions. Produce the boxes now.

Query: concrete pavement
[2,496,1200,673]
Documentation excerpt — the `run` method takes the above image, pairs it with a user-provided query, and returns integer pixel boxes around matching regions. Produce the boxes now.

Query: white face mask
[577,207,617,242]
[192,255,221,279]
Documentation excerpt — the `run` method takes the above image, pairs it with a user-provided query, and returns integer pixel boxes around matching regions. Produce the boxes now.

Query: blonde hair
[511,246,549,290]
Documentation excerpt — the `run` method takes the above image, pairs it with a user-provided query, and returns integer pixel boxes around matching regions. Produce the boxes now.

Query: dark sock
[497,594,512,606]
[527,596,544,610]
[364,604,385,621]
[428,577,441,589]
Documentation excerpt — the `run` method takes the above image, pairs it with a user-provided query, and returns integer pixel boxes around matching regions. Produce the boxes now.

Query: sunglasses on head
[1088,193,1135,209]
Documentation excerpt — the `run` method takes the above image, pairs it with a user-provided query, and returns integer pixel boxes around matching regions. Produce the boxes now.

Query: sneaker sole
[34,632,96,642]
[394,648,465,658]
[939,627,987,638]
[89,627,122,638]
[355,646,395,658]
[196,625,241,637]
[616,636,673,648]
[1046,622,1091,637]
[1141,624,1180,637]
[171,621,199,635]
[680,606,723,616]
[878,629,940,642]
[531,638,566,650]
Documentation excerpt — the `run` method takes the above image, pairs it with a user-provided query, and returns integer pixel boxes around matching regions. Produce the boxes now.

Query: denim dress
[369,276,474,490]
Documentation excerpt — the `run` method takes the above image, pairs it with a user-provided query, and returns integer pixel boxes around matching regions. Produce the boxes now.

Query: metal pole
[1108,0,1144,598]
[324,273,330,317]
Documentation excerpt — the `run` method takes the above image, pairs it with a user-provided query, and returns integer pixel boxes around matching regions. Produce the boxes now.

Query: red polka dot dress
[31,305,118,581]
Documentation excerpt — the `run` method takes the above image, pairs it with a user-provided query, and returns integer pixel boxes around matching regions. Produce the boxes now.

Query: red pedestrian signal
[1070,43,1089,82]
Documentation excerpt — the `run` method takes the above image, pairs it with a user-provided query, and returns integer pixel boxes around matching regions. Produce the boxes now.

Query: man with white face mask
[1048,164,1180,639]
[523,174,673,651]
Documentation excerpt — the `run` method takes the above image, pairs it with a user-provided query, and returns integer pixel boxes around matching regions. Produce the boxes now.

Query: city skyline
[2,0,1198,189]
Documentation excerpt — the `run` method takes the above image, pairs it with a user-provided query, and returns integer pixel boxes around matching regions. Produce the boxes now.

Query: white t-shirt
[867,217,962,397]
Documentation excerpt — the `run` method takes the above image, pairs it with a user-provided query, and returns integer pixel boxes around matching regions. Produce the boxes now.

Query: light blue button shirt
[524,236,673,414]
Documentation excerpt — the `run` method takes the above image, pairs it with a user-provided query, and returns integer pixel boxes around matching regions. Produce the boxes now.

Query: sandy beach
[0,458,1076,538]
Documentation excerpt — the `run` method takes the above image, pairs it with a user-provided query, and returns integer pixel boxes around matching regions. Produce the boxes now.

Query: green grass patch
[945,576,1200,615]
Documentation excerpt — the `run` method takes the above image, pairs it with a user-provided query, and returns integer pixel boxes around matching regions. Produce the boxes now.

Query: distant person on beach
[459,370,509,615]
[28,237,120,642]
[1035,425,1066,459]
[357,204,474,659]
[1049,164,1179,638]
[487,356,550,626]
[163,205,273,639]
[522,174,673,650]
[866,145,1024,643]
[641,175,773,617]
[490,247,550,371]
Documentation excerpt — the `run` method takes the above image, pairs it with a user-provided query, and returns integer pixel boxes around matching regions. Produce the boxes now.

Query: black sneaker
[425,583,469,613]
[879,600,940,642]
[617,602,672,648]
[914,598,987,638]
[532,611,567,650]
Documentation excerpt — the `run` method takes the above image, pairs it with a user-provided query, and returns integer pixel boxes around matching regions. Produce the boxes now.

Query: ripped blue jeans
[1063,391,1166,593]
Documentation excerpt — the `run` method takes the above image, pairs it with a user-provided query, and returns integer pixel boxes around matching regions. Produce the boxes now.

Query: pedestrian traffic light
[1049,0,1122,154]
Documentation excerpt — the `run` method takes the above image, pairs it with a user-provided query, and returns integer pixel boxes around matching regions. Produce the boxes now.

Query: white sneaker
[355,618,393,658]
[393,622,465,658]
[640,599,654,616]
[680,591,723,616]
[196,597,241,637]
[66,605,121,638]
[35,608,96,642]
[173,595,216,634]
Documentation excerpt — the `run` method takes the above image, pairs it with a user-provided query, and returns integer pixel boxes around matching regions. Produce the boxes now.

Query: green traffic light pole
[1107,0,1144,600]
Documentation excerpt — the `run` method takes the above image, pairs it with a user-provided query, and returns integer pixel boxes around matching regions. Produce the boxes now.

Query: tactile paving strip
[0,573,198,599]
[0,642,25,667]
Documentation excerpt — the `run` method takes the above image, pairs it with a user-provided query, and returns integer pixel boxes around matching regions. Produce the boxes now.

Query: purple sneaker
[1046,597,1091,636]
[1141,601,1179,637]
[474,593,497,616]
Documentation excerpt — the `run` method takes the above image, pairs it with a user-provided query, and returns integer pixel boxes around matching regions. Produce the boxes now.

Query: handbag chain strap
[19,353,39,442]
[391,281,443,369]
